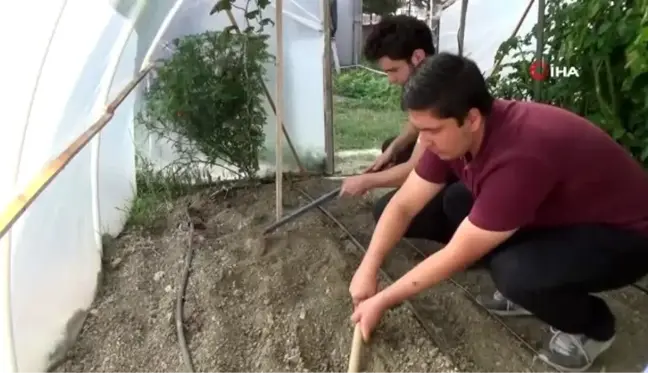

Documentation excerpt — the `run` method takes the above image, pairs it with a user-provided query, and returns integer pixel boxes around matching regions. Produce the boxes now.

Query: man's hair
[363,15,436,62]
[402,52,494,122]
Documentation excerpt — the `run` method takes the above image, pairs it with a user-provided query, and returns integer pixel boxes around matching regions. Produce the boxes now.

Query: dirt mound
[55,182,456,372]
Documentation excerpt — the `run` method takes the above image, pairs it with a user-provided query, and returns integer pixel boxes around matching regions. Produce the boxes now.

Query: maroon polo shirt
[415,99,648,236]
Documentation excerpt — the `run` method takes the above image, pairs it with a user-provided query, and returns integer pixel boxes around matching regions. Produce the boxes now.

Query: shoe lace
[548,327,590,363]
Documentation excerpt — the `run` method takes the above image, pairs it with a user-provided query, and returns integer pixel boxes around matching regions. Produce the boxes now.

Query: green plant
[126,154,195,230]
[488,0,648,164]
[333,68,402,110]
[137,0,275,179]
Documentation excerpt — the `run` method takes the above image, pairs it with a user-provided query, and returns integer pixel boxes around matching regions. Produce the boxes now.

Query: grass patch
[126,156,194,230]
[333,67,405,150]
[334,97,405,150]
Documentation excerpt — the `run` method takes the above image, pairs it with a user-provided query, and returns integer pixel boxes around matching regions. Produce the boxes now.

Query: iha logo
[529,59,579,81]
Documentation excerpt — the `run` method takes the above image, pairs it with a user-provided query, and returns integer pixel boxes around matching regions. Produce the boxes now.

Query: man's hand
[349,264,378,307]
[365,148,395,173]
[340,174,375,196]
[351,294,387,342]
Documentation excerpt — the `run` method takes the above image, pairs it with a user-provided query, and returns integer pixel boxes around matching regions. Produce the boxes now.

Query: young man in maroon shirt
[349,52,648,371]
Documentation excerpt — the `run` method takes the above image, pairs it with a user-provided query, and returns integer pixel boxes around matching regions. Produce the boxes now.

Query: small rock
[89,308,99,316]
[233,289,242,297]
[263,298,270,305]
[110,257,122,268]
[299,309,306,319]
[164,285,173,293]
[153,271,165,282]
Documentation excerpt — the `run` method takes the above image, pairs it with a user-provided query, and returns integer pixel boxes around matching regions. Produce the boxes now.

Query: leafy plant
[488,0,648,164]
[333,68,402,110]
[137,0,274,179]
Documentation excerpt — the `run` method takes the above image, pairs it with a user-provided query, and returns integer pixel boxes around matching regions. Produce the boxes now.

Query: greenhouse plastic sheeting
[439,0,538,76]
[0,0,327,370]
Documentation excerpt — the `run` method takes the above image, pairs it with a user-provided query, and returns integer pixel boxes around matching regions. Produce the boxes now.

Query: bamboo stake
[0,64,155,239]
[275,0,284,220]
[221,9,307,175]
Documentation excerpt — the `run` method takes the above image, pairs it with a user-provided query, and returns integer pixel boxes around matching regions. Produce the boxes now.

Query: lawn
[332,67,405,151]
[334,96,406,151]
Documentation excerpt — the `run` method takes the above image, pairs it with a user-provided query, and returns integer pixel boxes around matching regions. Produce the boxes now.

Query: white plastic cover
[0,0,327,370]
[439,0,538,76]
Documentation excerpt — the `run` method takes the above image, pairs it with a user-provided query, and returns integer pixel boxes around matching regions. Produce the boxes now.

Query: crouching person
[349,52,648,372]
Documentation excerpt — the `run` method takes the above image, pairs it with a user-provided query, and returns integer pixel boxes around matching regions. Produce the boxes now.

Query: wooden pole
[347,324,363,373]
[457,0,468,56]
[322,0,335,175]
[220,9,307,174]
[275,0,284,220]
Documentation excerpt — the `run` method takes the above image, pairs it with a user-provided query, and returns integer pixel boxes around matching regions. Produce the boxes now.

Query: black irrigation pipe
[293,186,544,364]
[176,211,196,372]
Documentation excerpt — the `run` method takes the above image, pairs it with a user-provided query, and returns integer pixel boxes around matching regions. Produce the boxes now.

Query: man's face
[408,108,483,160]
[378,58,414,85]
[377,49,427,86]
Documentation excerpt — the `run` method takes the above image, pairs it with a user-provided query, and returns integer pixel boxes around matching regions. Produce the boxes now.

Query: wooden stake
[347,324,363,373]
[275,0,284,220]
[322,0,335,174]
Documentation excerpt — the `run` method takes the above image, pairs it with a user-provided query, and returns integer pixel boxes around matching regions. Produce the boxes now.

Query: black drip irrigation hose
[176,210,196,372]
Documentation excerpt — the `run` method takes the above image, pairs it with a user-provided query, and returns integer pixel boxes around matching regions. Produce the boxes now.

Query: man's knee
[442,182,473,226]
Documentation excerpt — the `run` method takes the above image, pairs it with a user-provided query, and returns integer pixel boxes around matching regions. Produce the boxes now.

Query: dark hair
[402,52,494,122]
[363,15,435,62]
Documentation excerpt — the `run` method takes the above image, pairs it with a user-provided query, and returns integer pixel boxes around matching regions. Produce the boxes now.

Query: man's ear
[410,49,426,66]
[466,108,483,133]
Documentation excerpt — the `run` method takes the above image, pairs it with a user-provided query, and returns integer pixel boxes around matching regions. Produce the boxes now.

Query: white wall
[0,0,329,371]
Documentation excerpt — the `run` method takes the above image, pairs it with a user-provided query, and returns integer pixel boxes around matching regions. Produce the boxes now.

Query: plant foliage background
[137,0,274,180]
[488,0,648,164]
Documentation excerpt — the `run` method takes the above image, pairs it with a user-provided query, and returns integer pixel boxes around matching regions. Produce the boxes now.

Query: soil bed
[56,180,457,372]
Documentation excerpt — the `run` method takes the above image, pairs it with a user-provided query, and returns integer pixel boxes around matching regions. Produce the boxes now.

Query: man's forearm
[361,173,445,274]
[376,244,466,309]
[362,204,413,271]
[376,220,517,309]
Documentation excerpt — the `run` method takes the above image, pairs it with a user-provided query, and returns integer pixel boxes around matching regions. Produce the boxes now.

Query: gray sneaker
[477,290,532,316]
[538,327,615,372]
